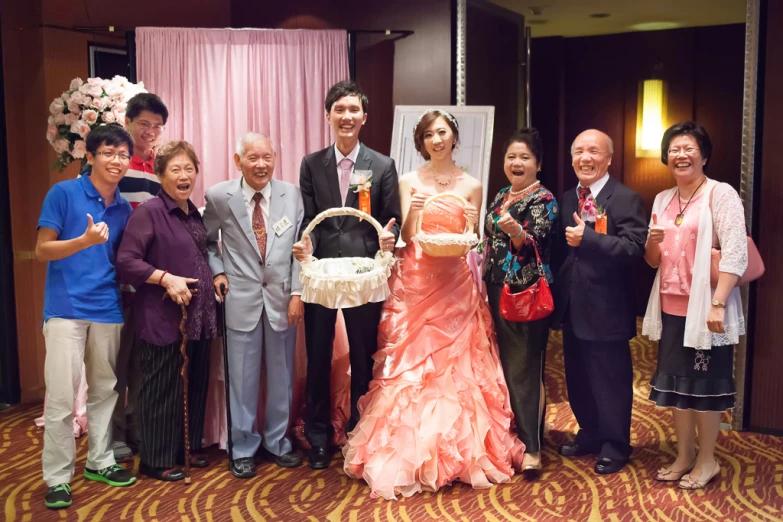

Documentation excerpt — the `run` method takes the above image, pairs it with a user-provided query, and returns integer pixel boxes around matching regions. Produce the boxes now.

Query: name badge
[272,216,293,236]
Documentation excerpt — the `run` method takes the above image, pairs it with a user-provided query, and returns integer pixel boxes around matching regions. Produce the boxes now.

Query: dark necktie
[252,192,267,261]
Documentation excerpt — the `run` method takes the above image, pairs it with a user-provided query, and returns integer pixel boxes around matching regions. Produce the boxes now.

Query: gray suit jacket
[203,178,304,333]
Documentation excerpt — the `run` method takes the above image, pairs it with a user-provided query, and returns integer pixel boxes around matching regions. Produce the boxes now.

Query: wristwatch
[711,299,726,308]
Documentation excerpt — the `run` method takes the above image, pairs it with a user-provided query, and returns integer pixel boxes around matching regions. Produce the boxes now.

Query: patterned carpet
[2,325,783,521]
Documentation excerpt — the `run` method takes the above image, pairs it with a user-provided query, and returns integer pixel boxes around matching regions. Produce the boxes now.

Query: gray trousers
[226,308,296,458]
[487,283,550,453]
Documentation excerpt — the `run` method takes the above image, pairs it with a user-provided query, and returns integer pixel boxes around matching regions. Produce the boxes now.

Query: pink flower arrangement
[46,75,146,171]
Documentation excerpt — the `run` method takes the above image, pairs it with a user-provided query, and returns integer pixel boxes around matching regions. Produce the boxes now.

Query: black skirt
[648,312,735,412]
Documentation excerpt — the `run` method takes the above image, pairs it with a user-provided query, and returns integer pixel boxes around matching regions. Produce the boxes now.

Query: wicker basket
[415,193,479,257]
[299,207,395,309]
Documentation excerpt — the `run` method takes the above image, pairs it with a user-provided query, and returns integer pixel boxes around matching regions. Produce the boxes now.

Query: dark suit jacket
[552,175,647,341]
[299,143,402,259]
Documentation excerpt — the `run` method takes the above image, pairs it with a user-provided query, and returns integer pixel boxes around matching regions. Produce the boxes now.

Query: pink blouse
[659,191,705,316]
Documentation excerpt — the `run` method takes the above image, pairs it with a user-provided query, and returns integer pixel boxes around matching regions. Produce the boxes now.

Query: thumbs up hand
[83,213,109,246]
[565,212,586,247]
[409,187,430,213]
[647,213,665,245]
[380,218,397,252]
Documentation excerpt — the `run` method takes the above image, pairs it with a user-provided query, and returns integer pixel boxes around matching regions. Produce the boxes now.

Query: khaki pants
[42,318,122,486]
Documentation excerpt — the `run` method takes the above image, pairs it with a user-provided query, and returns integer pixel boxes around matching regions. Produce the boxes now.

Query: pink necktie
[339,157,353,204]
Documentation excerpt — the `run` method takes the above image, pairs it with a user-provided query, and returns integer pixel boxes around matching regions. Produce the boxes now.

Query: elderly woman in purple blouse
[116,140,217,481]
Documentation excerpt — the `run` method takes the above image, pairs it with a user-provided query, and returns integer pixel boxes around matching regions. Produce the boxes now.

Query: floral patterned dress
[483,184,559,291]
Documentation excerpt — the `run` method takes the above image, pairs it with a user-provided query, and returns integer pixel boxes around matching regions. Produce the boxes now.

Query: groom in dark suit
[552,129,647,475]
[293,81,401,469]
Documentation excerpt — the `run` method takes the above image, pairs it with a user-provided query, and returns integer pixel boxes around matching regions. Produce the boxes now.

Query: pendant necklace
[430,163,455,186]
[675,177,706,226]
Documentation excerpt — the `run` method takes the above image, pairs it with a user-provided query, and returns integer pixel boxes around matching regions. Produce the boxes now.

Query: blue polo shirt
[38,174,133,323]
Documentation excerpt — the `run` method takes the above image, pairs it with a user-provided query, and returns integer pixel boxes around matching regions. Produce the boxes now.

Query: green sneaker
[45,483,72,509]
[84,464,136,487]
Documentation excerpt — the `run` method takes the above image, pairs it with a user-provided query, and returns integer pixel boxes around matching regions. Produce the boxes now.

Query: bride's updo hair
[413,109,460,160]
[503,127,544,166]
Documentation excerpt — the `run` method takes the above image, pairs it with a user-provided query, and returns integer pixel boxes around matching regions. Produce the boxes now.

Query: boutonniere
[349,171,373,193]
[350,170,373,214]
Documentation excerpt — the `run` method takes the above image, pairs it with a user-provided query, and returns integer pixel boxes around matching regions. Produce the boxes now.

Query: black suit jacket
[552,176,647,341]
[299,144,402,259]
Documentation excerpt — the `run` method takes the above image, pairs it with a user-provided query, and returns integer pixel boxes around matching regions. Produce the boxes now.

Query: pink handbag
[709,185,765,288]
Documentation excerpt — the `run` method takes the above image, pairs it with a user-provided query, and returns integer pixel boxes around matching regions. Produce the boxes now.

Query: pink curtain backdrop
[136,27,350,206]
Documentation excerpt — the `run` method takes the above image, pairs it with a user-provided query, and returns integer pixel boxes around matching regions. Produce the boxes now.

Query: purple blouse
[116,191,217,345]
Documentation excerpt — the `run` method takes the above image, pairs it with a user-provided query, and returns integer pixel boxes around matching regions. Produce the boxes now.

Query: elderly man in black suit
[553,129,647,475]
[292,80,402,470]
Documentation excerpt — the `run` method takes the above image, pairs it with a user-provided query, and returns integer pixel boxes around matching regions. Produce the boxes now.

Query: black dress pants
[303,301,383,448]
[137,338,211,468]
[487,283,549,453]
[562,321,633,461]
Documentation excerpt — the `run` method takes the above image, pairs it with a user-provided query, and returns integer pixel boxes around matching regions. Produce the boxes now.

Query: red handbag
[708,185,765,288]
[499,240,554,322]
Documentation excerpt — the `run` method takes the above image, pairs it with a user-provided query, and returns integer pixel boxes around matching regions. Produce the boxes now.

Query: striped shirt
[120,152,159,208]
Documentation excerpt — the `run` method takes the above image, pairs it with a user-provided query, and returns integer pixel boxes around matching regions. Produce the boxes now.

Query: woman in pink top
[642,122,748,490]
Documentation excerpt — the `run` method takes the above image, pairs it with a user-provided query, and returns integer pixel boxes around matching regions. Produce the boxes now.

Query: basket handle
[301,206,385,241]
[415,192,471,235]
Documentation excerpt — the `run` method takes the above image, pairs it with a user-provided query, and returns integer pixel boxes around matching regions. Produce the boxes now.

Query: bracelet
[511,225,525,239]
[159,270,169,286]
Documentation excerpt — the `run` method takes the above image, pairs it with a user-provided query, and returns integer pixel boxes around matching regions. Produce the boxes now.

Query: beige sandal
[655,456,696,482]
[678,462,720,490]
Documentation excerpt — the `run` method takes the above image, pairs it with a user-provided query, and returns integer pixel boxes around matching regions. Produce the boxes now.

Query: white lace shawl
[642,179,748,350]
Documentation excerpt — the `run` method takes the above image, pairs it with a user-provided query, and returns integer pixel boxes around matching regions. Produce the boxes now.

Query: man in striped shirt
[110,93,169,461]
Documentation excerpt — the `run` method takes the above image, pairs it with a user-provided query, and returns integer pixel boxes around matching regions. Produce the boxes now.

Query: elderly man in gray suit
[203,132,304,478]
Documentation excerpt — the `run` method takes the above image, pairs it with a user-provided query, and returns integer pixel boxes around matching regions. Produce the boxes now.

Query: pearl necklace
[509,180,540,197]
[429,163,455,186]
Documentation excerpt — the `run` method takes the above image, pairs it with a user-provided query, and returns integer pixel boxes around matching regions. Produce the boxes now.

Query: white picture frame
[389,105,495,224]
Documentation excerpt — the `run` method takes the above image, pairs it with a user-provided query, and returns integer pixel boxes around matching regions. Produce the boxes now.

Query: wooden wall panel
[750,0,783,432]
[530,25,745,318]
[2,1,229,402]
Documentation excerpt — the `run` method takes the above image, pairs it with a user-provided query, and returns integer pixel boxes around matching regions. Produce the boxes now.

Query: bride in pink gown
[342,109,524,500]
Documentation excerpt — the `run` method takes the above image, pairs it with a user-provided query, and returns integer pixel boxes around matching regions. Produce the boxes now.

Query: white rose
[82,109,99,124]
[54,113,67,125]
[71,140,87,159]
[49,99,64,115]
[104,82,124,97]
[102,111,116,124]
[113,101,127,112]
[90,97,106,111]
[53,139,70,154]
[112,75,129,85]
[87,77,104,86]
[46,124,58,144]
[69,78,84,91]
[64,113,78,126]
[67,100,82,115]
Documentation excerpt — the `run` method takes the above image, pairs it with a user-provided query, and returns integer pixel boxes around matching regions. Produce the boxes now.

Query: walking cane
[177,303,192,484]
[219,283,234,471]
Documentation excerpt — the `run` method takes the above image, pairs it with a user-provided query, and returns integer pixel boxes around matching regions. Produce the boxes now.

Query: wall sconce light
[636,78,667,158]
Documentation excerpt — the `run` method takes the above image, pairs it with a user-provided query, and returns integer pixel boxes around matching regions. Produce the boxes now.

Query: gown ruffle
[342,197,524,500]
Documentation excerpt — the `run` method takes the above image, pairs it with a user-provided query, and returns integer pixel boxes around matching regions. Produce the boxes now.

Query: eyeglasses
[135,121,166,133]
[95,151,132,162]
[667,147,700,156]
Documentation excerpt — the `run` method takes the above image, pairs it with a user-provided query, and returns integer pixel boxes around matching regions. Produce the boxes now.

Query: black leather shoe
[139,461,185,482]
[177,454,209,468]
[559,443,598,457]
[309,446,331,470]
[231,457,257,479]
[594,457,628,475]
[270,450,303,468]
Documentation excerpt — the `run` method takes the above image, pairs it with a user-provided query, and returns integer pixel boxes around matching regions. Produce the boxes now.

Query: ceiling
[487,0,747,38]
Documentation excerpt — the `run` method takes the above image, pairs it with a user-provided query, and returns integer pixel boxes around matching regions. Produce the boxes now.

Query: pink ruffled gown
[342,197,524,500]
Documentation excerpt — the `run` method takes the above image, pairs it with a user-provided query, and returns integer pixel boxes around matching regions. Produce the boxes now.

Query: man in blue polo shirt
[36,124,137,509]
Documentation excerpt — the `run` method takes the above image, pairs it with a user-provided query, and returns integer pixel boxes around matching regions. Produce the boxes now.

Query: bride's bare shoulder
[459,171,483,189]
